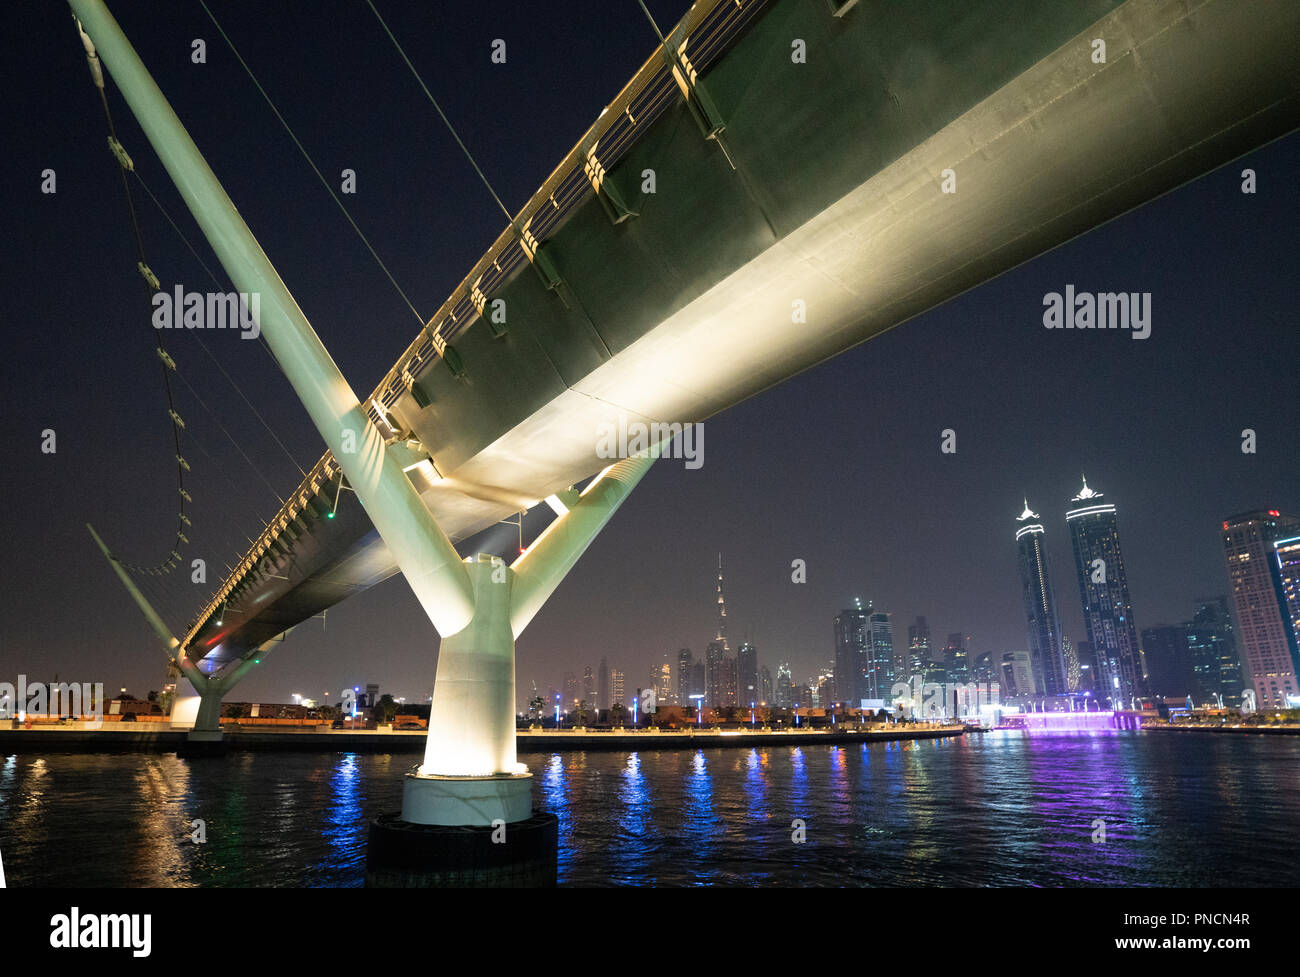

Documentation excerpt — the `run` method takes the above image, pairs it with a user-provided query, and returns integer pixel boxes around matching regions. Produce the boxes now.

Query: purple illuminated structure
[1004,711,1141,732]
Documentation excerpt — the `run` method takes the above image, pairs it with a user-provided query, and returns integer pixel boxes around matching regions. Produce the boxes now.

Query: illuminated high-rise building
[942,632,969,685]
[705,641,724,708]
[1001,650,1035,697]
[1185,597,1243,707]
[867,608,895,698]
[1221,510,1300,709]
[1274,535,1300,692]
[721,656,739,708]
[1066,477,1146,705]
[1061,635,1081,692]
[775,661,794,708]
[907,616,931,677]
[676,648,693,704]
[1016,499,1068,696]
[738,642,759,707]
[610,668,624,708]
[653,661,673,705]
[706,554,732,708]
[690,661,705,701]
[833,599,869,704]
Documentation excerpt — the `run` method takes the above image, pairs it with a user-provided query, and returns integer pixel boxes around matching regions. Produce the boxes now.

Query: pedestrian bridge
[86,0,1300,675]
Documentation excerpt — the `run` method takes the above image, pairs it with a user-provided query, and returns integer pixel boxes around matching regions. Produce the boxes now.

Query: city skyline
[523,487,1293,714]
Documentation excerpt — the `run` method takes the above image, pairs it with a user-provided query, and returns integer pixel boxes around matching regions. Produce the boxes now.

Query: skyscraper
[833,599,869,704]
[721,657,739,708]
[676,648,693,704]
[1273,535,1300,692]
[1075,639,1097,691]
[707,554,732,708]
[714,553,730,652]
[907,616,931,678]
[1221,510,1300,708]
[1066,477,1146,705]
[970,650,996,686]
[705,641,724,708]
[759,666,773,705]
[1139,625,1193,697]
[1185,597,1242,707]
[1016,499,1068,696]
[738,642,758,707]
[867,607,895,698]
[1001,650,1035,697]
[775,661,793,708]
[653,661,673,705]
[582,665,595,706]
[562,671,578,709]
[943,632,969,685]
[1061,635,1080,692]
[690,661,706,701]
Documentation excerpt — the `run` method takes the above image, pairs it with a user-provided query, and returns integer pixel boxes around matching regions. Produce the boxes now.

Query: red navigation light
[1269,510,1280,517]
[1222,522,1229,530]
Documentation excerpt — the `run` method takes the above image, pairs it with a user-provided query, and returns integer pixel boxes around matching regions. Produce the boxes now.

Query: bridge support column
[173,639,285,755]
[367,558,550,887]
[367,446,663,887]
[88,520,290,756]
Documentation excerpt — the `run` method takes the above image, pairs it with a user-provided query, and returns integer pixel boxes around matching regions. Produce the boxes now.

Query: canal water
[1,731,1295,886]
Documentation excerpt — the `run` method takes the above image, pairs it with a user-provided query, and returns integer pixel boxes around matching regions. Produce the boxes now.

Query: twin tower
[1015,477,1146,706]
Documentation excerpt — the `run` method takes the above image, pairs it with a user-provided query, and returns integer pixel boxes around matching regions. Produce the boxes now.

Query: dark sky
[3,2,1297,708]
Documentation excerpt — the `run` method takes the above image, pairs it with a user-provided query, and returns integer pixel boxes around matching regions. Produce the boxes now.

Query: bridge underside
[188,0,1300,666]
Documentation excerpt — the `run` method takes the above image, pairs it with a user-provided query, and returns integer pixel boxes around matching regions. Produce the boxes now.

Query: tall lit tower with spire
[714,553,730,653]
[705,554,731,707]
[1015,498,1067,697]
[1066,476,1146,705]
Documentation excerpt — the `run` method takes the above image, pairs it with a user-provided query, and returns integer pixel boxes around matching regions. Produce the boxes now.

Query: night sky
[4,2,1297,708]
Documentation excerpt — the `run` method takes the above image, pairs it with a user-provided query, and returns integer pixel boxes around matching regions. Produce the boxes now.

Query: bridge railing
[183,0,771,651]
[361,0,770,428]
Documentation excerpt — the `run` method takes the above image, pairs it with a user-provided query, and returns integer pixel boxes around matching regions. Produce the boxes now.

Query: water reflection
[309,753,365,884]
[743,748,769,823]
[680,750,717,880]
[0,734,1297,886]
[613,753,655,884]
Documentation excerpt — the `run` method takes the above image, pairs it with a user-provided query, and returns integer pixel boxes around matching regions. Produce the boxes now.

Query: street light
[690,693,705,726]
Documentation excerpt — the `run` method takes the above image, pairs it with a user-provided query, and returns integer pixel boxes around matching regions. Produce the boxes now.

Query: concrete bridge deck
[177,0,1300,669]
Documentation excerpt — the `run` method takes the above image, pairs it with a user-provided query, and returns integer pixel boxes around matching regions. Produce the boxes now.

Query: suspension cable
[197,0,425,325]
[364,0,516,225]
[134,171,309,478]
[73,14,189,577]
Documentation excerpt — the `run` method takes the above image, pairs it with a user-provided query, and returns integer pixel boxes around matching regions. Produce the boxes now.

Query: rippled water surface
[2,731,1297,886]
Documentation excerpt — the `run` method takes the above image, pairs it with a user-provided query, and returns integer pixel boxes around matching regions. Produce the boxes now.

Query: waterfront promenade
[0,722,963,754]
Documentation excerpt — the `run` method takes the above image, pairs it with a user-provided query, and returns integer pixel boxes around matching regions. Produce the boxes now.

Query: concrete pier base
[365,810,558,887]
[401,771,533,826]
[176,729,227,758]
